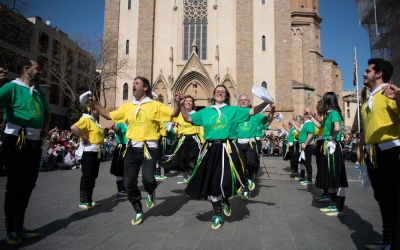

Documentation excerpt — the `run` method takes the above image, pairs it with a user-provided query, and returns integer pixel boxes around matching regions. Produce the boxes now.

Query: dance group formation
[0,58,398,249]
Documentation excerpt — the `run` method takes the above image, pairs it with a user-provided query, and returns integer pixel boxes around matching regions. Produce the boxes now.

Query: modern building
[101,0,343,125]
[355,0,400,84]
[0,4,94,128]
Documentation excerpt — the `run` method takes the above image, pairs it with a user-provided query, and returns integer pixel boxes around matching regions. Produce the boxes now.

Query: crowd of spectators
[41,126,116,171]
[340,131,360,164]
[261,131,286,157]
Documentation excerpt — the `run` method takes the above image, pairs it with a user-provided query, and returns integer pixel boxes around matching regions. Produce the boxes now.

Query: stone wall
[102,0,120,111]
[236,0,253,95]
[274,0,293,112]
[136,0,156,82]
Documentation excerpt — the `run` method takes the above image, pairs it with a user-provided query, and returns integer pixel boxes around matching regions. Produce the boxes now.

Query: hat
[79,91,92,106]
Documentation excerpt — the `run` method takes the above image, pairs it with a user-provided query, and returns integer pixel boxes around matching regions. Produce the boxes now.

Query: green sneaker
[222,201,231,217]
[92,201,100,206]
[300,181,312,186]
[79,201,93,210]
[155,175,167,180]
[320,205,337,212]
[253,171,259,179]
[314,195,330,201]
[131,213,143,226]
[248,179,255,191]
[295,176,305,181]
[241,190,249,200]
[211,215,223,230]
[6,232,22,246]
[146,192,156,209]
[325,208,345,217]
[364,241,390,250]
[18,226,41,238]
[118,190,128,196]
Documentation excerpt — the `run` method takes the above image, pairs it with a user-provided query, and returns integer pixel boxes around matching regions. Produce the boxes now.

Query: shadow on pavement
[0,194,128,249]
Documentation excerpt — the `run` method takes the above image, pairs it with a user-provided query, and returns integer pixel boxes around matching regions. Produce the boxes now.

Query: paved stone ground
[0,155,381,249]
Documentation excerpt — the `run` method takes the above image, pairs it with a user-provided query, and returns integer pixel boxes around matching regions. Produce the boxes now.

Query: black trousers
[366,146,400,243]
[237,142,257,178]
[3,134,42,232]
[124,147,158,205]
[299,145,313,181]
[80,151,100,193]
[255,139,262,172]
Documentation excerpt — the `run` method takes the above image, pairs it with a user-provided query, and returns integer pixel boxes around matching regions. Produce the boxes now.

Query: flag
[353,52,357,86]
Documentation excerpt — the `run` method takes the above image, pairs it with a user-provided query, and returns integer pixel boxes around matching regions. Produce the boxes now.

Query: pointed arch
[220,72,238,106]
[123,83,128,100]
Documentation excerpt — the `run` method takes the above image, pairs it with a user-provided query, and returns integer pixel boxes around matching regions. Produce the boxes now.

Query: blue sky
[27,0,370,92]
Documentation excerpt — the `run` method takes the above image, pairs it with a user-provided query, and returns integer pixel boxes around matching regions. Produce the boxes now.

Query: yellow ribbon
[15,128,26,149]
[143,143,152,160]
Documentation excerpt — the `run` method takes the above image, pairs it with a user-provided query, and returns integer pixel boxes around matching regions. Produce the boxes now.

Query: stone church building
[102,0,342,124]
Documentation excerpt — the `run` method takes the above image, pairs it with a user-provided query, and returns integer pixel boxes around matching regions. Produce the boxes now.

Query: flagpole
[355,47,360,133]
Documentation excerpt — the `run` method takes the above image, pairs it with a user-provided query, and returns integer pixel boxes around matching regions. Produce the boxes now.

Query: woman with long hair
[307,92,348,216]
[305,100,330,201]
[176,85,269,230]
[158,95,201,181]
[71,98,105,210]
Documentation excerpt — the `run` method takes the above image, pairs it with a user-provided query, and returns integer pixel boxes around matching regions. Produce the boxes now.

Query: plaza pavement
[0,155,381,249]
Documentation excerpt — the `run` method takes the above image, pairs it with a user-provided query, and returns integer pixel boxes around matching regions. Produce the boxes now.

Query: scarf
[11,78,38,95]
[367,83,388,111]
[132,96,153,116]
[82,113,103,128]
[210,103,227,118]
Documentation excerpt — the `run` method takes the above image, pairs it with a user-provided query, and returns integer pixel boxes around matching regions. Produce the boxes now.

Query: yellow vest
[361,89,400,144]
[110,101,172,142]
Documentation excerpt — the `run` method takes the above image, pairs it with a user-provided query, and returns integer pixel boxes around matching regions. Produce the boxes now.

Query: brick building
[101,0,343,124]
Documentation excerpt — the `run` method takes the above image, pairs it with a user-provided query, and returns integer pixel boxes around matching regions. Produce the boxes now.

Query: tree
[44,32,133,108]
[66,101,82,127]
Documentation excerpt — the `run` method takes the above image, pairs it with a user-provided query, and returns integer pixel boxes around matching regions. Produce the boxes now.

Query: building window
[183,0,207,60]
[37,55,48,79]
[347,102,350,107]
[52,39,61,60]
[262,0,265,4]
[158,94,164,104]
[38,31,49,53]
[126,40,129,54]
[262,36,265,51]
[49,84,60,105]
[128,0,131,9]
[347,109,350,118]
[123,83,128,100]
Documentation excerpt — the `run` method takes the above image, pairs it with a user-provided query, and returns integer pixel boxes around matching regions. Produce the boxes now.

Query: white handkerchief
[278,129,287,137]
[79,91,92,106]
[327,140,337,154]
[298,150,305,162]
[358,166,371,190]
[277,112,283,122]
[252,86,274,104]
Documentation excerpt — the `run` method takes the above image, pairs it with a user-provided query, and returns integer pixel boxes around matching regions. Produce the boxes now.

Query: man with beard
[235,94,275,200]
[0,60,51,245]
[359,58,399,250]
[88,76,180,226]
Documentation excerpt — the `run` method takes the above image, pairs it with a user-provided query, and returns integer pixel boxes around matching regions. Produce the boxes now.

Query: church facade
[102,0,342,122]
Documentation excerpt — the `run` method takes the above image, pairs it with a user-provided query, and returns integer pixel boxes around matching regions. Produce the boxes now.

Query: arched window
[183,0,208,60]
[128,0,131,10]
[126,40,129,54]
[123,83,128,100]
[262,36,265,51]
[158,94,164,104]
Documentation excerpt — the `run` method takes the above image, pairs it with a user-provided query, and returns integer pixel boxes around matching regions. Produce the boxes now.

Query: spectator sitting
[64,145,78,169]
[69,133,80,148]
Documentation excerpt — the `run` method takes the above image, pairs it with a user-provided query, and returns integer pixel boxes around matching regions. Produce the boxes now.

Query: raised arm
[304,108,322,128]
[175,92,192,123]
[88,96,111,120]
[250,101,269,116]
